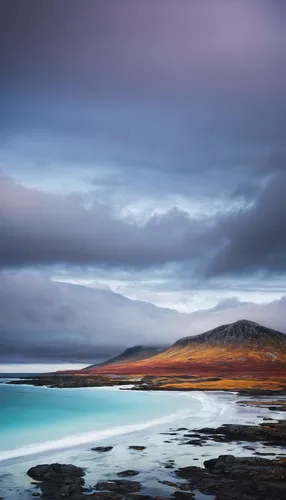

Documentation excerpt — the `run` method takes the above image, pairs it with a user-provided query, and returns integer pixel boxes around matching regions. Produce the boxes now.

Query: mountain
[173,319,286,349]
[89,320,286,377]
[81,345,163,372]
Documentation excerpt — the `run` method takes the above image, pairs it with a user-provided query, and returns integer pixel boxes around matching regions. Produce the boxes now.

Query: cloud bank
[0,271,285,364]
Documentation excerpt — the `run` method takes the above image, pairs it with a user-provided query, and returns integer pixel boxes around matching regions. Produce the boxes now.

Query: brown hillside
[83,320,286,379]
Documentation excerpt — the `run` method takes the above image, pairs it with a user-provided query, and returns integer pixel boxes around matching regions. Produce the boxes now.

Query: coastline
[0,386,285,499]
[6,373,286,394]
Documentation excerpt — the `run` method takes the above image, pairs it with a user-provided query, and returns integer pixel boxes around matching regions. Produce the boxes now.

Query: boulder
[27,463,85,499]
[95,480,142,494]
[117,470,139,477]
[91,446,113,452]
[176,455,286,500]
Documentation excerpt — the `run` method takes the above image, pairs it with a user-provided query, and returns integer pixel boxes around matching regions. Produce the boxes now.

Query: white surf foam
[0,408,194,462]
[0,390,236,463]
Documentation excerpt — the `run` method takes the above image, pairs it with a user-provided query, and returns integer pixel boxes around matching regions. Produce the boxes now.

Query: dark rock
[95,481,119,491]
[269,406,286,411]
[95,480,141,494]
[27,464,54,481]
[176,466,207,480]
[172,492,195,499]
[40,475,85,497]
[254,452,276,456]
[160,432,177,436]
[91,446,113,452]
[27,463,85,499]
[27,463,85,481]
[181,439,206,446]
[183,433,202,438]
[175,428,188,431]
[196,427,214,433]
[159,480,179,488]
[176,455,286,499]
[128,446,146,451]
[197,420,286,445]
[238,389,286,397]
[89,492,124,500]
[126,495,154,500]
[163,460,175,469]
[204,455,286,481]
[117,470,139,477]
[113,480,141,494]
[159,481,191,491]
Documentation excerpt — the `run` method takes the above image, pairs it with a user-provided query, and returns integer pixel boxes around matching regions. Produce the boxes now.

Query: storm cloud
[1,171,286,277]
[0,1,286,364]
[0,176,213,267]
[209,170,286,275]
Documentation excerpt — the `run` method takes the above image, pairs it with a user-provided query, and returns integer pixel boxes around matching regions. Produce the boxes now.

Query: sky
[1,0,286,368]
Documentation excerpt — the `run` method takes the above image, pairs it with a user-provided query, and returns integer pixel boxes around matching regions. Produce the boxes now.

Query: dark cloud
[1,170,286,277]
[1,0,285,205]
[0,176,214,268]
[208,170,286,276]
[0,1,286,364]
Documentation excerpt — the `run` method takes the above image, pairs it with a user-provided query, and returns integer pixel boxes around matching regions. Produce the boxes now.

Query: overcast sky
[1,0,286,366]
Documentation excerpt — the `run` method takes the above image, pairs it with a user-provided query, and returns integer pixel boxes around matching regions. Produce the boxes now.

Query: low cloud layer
[0,271,186,363]
[0,271,285,364]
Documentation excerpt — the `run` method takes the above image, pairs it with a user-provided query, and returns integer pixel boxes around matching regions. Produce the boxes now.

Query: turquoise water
[2,384,282,500]
[0,383,197,460]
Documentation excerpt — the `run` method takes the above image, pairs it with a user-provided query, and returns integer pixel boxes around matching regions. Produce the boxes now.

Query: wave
[0,408,194,462]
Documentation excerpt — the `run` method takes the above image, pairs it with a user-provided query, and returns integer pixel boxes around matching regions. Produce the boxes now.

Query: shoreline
[0,390,232,464]
[6,373,286,395]
[0,388,285,499]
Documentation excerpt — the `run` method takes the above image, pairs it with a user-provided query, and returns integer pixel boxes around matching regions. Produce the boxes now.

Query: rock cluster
[197,420,286,446]
[27,463,86,498]
[177,455,286,500]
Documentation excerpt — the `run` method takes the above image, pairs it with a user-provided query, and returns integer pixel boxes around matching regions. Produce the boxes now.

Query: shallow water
[0,383,212,459]
[0,383,285,499]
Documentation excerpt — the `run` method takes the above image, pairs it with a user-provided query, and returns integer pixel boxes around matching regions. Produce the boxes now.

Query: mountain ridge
[173,319,286,349]
[86,319,286,377]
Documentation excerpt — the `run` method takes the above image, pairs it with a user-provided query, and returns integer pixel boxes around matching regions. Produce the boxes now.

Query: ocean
[0,382,205,460]
[0,381,283,499]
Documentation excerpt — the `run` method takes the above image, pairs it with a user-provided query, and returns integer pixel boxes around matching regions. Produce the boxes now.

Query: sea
[1,377,285,499]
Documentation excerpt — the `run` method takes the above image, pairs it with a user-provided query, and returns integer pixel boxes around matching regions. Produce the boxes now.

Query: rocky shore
[8,374,286,393]
[26,453,286,500]
[7,375,137,389]
[24,399,286,500]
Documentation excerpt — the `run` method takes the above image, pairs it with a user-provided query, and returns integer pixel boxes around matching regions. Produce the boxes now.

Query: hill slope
[82,345,162,372]
[89,320,286,377]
